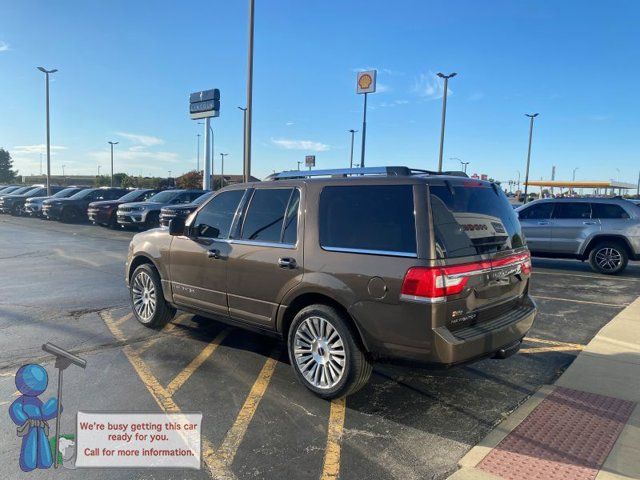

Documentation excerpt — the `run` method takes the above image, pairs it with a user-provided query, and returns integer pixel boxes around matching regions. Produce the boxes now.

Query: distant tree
[0,148,18,182]
[176,170,203,189]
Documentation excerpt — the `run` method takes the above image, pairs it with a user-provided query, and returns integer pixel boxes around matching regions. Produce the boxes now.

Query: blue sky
[0,0,638,184]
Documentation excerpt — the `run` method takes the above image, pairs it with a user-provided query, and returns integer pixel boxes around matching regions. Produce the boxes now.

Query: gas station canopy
[524,180,636,190]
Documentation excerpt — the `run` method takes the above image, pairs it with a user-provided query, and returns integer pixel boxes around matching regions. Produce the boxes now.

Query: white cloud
[352,67,403,76]
[413,71,451,100]
[376,82,391,93]
[271,138,330,152]
[285,121,295,126]
[0,41,9,52]
[586,114,610,122]
[468,92,485,101]
[88,148,180,167]
[373,99,410,109]
[13,144,67,154]
[115,132,164,147]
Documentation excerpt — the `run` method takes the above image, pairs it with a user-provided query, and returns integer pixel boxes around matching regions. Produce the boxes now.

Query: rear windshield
[429,182,524,258]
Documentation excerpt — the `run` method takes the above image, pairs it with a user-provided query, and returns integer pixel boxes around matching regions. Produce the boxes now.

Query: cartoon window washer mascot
[9,364,60,472]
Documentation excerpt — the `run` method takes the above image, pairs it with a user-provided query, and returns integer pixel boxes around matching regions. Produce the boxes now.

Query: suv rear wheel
[287,304,372,399]
[588,241,628,275]
[130,264,175,328]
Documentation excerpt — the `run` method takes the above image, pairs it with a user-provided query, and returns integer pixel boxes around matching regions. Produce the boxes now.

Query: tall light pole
[243,0,255,183]
[108,141,119,187]
[436,72,456,172]
[636,170,639,197]
[97,164,101,176]
[238,107,247,178]
[39,153,43,176]
[220,153,228,189]
[297,161,302,170]
[450,157,468,173]
[572,167,579,181]
[348,129,358,169]
[37,66,57,196]
[196,133,201,171]
[517,170,521,191]
[523,113,539,204]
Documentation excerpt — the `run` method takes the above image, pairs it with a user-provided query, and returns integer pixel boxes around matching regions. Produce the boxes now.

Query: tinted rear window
[430,182,524,258]
[591,203,630,219]
[319,185,416,255]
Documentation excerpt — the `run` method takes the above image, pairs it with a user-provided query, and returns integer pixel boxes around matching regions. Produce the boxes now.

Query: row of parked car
[0,184,214,230]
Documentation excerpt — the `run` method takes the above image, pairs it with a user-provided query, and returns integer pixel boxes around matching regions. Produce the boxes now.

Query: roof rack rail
[266,166,469,180]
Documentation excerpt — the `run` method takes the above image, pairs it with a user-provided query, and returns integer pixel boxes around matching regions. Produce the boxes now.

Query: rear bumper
[371,297,537,367]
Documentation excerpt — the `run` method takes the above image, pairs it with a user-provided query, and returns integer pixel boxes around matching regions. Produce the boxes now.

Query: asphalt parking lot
[1,215,638,480]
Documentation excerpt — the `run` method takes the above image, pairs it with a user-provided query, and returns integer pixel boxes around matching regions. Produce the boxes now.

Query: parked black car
[24,187,86,217]
[43,187,129,222]
[0,186,23,195]
[0,186,65,215]
[88,189,160,228]
[159,191,214,227]
[117,189,206,229]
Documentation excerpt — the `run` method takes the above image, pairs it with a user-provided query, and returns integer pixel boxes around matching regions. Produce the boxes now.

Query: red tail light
[401,251,531,302]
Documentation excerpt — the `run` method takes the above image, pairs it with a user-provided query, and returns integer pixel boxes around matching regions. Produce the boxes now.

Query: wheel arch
[277,291,371,353]
[581,234,633,259]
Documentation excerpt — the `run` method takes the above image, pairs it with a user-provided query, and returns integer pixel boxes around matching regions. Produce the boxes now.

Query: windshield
[147,191,179,203]
[7,187,31,195]
[20,187,43,196]
[429,182,525,258]
[193,192,214,205]
[117,190,148,202]
[68,189,95,200]
[52,188,81,198]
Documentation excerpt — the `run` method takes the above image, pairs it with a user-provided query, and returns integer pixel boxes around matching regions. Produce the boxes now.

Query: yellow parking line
[167,328,231,395]
[113,312,133,327]
[321,397,347,480]
[0,400,9,406]
[135,323,178,355]
[218,349,280,465]
[0,372,15,377]
[531,295,623,308]
[101,311,236,480]
[521,337,585,354]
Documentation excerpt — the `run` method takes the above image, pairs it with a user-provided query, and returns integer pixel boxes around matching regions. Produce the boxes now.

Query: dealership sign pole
[190,89,220,190]
[357,70,376,168]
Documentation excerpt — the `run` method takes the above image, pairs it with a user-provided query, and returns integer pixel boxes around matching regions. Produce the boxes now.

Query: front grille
[119,206,134,213]
[452,305,534,341]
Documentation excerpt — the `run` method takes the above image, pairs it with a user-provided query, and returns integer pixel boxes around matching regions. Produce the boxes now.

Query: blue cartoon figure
[9,364,59,471]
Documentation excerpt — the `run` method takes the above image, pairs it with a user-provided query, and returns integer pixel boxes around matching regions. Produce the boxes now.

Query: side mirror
[169,217,187,236]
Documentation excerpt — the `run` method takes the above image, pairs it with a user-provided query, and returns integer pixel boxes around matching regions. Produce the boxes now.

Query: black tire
[10,205,20,216]
[145,212,160,230]
[108,212,118,229]
[287,304,372,399]
[588,241,628,275]
[129,264,175,329]
[61,208,75,223]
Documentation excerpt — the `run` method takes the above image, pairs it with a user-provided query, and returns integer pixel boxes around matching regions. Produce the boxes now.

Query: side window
[142,191,157,201]
[282,189,300,245]
[319,185,416,255]
[518,203,554,220]
[88,191,102,201]
[552,203,591,219]
[591,203,629,219]
[187,191,204,202]
[192,190,245,239]
[106,190,124,200]
[240,189,293,243]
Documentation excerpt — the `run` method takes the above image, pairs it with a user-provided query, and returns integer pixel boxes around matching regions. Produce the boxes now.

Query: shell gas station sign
[356,70,377,94]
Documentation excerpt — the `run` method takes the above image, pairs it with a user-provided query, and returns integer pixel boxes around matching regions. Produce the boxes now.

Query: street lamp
[349,129,358,169]
[243,0,255,183]
[450,157,468,173]
[238,107,247,178]
[108,141,119,187]
[523,113,539,204]
[572,167,579,181]
[517,170,521,191]
[37,66,58,196]
[220,153,228,189]
[436,72,457,172]
[196,133,201,171]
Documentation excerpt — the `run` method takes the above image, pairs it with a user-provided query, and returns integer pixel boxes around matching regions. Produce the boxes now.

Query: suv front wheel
[588,241,628,275]
[287,304,372,399]
[130,264,175,328]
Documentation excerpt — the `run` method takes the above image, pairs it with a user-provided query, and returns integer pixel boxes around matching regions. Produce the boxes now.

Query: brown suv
[125,167,536,399]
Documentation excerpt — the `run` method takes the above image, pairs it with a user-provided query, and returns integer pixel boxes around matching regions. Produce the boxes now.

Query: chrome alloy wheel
[132,271,157,321]
[595,247,622,272]
[293,316,346,389]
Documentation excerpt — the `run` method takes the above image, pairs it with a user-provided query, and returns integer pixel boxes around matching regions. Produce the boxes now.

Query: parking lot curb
[449,294,640,480]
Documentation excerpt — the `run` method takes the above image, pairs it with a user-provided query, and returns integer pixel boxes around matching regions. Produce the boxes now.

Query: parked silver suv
[516,198,640,274]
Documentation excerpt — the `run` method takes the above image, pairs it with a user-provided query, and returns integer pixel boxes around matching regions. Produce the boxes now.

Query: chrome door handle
[537,221,550,225]
[207,249,221,259]
[583,221,597,225]
[278,257,297,269]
